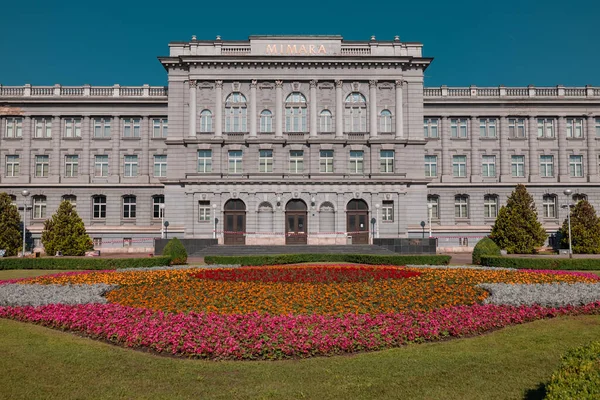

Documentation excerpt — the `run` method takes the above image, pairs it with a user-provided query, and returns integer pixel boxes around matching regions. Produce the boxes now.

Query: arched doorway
[224,199,246,245]
[346,199,369,244]
[285,199,307,245]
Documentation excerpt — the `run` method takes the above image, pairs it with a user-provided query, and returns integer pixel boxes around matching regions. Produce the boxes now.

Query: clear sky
[0,0,598,87]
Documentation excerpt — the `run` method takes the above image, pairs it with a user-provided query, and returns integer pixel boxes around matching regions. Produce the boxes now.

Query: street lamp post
[375,203,380,239]
[564,189,573,259]
[21,190,30,257]
[427,203,433,238]
[212,204,217,239]
[159,203,166,239]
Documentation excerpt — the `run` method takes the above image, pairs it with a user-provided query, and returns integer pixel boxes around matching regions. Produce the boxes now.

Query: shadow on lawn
[523,382,547,400]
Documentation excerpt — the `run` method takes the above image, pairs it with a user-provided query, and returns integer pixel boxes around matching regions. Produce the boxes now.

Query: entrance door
[346,199,369,244]
[285,199,308,245]
[223,199,246,245]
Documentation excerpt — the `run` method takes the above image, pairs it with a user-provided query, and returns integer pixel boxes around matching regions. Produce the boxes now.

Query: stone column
[470,116,480,177]
[587,116,596,180]
[369,80,377,137]
[335,80,343,137]
[111,116,120,181]
[528,116,538,177]
[558,116,567,178]
[142,116,150,178]
[215,81,223,137]
[23,117,32,180]
[82,116,90,180]
[275,80,283,137]
[52,116,61,179]
[188,80,197,137]
[395,80,404,138]
[441,116,450,178]
[499,116,510,177]
[310,80,318,137]
[250,80,257,137]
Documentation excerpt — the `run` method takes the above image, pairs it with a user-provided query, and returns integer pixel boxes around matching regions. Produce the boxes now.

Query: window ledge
[508,137,527,141]
[32,137,52,140]
[3,137,23,140]
[122,137,141,140]
[425,137,439,140]
[63,137,82,140]
[450,137,469,140]
[151,137,167,140]
[537,137,556,140]
[480,137,498,140]
[92,137,111,140]
[566,137,585,140]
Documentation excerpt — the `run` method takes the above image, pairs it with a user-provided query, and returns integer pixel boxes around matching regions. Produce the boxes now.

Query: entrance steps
[193,244,396,257]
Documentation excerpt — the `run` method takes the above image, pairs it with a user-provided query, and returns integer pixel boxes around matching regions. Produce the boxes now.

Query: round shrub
[545,341,600,399]
[163,237,187,265]
[472,237,501,265]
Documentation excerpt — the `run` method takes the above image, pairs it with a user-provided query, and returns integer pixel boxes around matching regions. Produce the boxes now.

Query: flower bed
[1,264,600,360]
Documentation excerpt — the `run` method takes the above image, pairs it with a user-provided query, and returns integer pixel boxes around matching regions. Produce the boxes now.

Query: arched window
[200,110,213,133]
[285,92,307,132]
[454,195,469,218]
[380,110,392,132]
[62,195,77,209]
[427,195,439,219]
[344,92,367,132]
[573,193,587,203]
[32,195,47,219]
[319,110,332,132]
[483,194,498,218]
[257,202,274,233]
[260,110,273,133]
[225,93,247,133]
[543,194,557,218]
[319,201,335,233]
[92,195,106,219]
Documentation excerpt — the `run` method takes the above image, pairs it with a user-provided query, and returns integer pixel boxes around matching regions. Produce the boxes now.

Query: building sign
[250,38,341,56]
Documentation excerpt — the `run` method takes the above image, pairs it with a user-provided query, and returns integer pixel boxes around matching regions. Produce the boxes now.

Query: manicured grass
[0,270,78,280]
[1,315,599,399]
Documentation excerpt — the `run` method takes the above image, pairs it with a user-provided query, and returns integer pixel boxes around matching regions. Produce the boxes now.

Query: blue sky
[0,0,597,87]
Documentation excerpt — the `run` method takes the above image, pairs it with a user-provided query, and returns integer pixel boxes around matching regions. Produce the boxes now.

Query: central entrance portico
[285,199,308,245]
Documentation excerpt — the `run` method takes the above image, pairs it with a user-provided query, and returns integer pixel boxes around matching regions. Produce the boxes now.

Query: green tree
[0,192,23,256]
[558,200,600,254]
[490,184,547,254]
[472,236,501,265]
[163,237,187,265]
[41,200,93,256]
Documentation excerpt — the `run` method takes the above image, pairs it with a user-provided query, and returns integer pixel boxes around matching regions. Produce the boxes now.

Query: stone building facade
[0,35,599,251]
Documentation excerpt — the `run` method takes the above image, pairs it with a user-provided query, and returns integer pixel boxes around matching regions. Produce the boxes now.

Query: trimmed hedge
[480,256,600,270]
[472,237,501,265]
[203,254,451,267]
[545,341,600,399]
[0,256,173,271]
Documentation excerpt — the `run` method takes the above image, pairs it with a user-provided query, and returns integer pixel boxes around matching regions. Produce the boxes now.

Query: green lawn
[1,315,599,399]
[0,270,78,280]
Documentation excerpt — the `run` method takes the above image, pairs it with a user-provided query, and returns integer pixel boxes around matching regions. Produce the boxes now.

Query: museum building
[0,35,599,251]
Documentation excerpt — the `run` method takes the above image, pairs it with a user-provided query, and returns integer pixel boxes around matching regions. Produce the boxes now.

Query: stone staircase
[192,245,396,257]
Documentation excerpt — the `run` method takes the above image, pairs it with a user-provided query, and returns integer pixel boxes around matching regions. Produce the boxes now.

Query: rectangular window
[153,196,165,219]
[34,155,49,177]
[94,155,109,177]
[508,118,526,138]
[124,155,138,177]
[428,196,439,219]
[484,195,498,218]
[566,118,583,138]
[197,150,212,173]
[123,238,132,247]
[543,195,557,218]
[64,155,79,177]
[93,196,107,219]
[452,155,467,177]
[93,238,102,248]
[259,150,273,173]
[569,155,584,177]
[33,196,47,219]
[482,155,496,177]
[228,150,243,173]
[6,155,19,177]
[424,155,437,177]
[123,118,141,138]
[123,196,136,219]
[349,150,364,174]
[480,118,497,138]
[152,118,168,138]
[540,155,554,177]
[454,196,469,218]
[34,118,52,138]
[424,118,439,138]
[596,118,600,138]
[382,200,394,222]
[93,118,111,138]
[450,118,468,138]
[64,118,82,138]
[319,150,334,173]
[153,155,167,177]
[511,155,525,177]
[5,117,23,138]
[289,150,304,173]
[537,118,555,138]
[380,150,394,173]
[198,201,211,222]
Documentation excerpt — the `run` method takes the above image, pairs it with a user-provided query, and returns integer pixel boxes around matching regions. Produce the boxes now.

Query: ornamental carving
[335,80,343,89]
[309,80,318,88]
[369,80,378,87]
[215,80,223,89]
[250,80,258,89]
[395,80,405,88]
[188,80,198,88]
[275,80,284,88]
